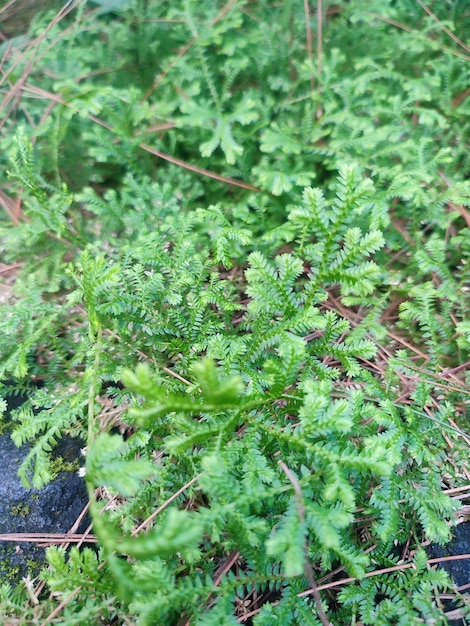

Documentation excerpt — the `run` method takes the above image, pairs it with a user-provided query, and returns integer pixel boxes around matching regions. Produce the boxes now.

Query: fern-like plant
[0,0,470,624]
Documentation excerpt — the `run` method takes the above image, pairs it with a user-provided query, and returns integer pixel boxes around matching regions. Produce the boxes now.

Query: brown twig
[43,587,82,624]
[142,0,240,102]
[19,84,261,193]
[132,473,202,535]
[367,12,470,62]
[279,460,331,626]
[239,553,470,623]
[303,0,314,92]
[415,0,470,53]
[317,0,323,86]
[0,532,96,544]
[0,188,21,224]
[139,143,260,191]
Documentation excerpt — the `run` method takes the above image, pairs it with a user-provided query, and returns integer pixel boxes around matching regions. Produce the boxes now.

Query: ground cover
[0,1,470,624]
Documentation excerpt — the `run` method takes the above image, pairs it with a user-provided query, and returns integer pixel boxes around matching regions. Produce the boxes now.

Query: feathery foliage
[0,0,470,624]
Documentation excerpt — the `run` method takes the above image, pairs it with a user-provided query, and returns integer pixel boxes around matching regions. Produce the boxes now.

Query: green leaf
[117,509,203,559]
[266,500,306,577]
[191,358,244,402]
[86,433,154,496]
[306,503,351,551]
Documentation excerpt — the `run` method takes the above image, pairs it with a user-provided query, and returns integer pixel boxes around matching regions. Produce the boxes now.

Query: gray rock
[427,523,470,626]
[0,434,89,584]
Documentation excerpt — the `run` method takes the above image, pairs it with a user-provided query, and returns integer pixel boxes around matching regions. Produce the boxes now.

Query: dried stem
[303,0,314,92]
[279,460,331,626]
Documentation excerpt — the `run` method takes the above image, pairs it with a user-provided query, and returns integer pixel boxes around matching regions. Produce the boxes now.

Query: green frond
[0,0,469,622]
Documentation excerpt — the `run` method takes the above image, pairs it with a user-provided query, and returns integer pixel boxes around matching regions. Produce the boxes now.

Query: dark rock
[0,434,89,584]
[428,522,470,588]
[427,522,470,626]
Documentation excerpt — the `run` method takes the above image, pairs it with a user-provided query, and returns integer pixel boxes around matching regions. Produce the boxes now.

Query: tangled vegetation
[0,0,470,624]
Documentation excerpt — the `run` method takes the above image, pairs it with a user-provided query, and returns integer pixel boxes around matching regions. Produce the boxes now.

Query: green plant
[0,0,470,624]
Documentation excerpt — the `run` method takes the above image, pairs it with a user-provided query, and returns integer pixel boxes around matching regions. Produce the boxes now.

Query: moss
[10,503,31,518]
[25,558,41,577]
[49,456,80,480]
[0,545,22,585]
[0,543,45,587]
[0,420,13,436]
